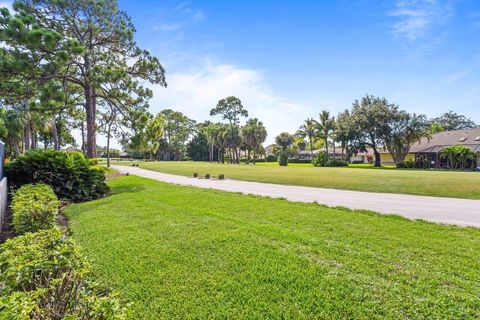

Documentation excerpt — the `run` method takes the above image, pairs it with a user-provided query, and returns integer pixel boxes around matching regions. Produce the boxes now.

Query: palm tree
[317,110,335,156]
[241,118,267,164]
[275,132,294,152]
[296,118,318,159]
[214,124,227,163]
[203,123,219,162]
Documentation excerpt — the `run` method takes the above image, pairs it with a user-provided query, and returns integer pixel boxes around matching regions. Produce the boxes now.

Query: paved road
[113,165,480,228]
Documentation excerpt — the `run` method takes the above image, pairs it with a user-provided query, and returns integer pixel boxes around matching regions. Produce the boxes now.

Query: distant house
[264,144,276,156]
[375,128,480,168]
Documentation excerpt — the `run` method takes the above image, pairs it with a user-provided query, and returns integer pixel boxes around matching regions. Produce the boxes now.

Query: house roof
[410,128,480,153]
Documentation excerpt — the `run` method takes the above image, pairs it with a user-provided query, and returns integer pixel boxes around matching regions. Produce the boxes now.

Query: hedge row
[11,184,59,234]
[0,228,128,319]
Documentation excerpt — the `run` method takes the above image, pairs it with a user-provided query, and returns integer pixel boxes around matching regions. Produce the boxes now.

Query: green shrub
[5,149,110,202]
[327,159,348,167]
[266,155,277,162]
[193,172,199,178]
[205,173,210,179]
[313,151,329,167]
[0,228,128,319]
[219,174,225,180]
[287,159,312,164]
[402,157,415,168]
[11,184,59,234]
[278,153,288,166]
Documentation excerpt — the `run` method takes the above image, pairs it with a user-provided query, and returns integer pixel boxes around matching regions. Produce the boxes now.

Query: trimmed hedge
[6,149,110,202]
[11,184,59,234]
[278,153,288,166]
[287,159,312,164]
[0,228,128,319]
[266,155,277,162]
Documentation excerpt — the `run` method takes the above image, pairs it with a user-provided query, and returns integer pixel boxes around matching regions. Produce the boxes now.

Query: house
[375,128,480,168]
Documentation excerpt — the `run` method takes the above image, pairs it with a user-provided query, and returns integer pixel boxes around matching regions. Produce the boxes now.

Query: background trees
[241,118,267,164]
[431,111,477,131]
[210,96,249,164]
[296,118,318,159]
[349,95,396,167]
[317,110,335,156]
[384,113,430,167]
[1,0,166,158]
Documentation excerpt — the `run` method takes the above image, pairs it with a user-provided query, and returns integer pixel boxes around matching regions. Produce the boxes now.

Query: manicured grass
[115,160,480,199]
[66,175,480,319]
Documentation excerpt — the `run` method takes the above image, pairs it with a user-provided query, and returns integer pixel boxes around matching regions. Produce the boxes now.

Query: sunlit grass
[65,175,480,319]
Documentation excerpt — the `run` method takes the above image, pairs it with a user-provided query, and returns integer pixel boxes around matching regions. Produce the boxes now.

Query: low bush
[402,157,416,168]
[287,159,312,164]
[327,159,348,167]
[313,151,329,167]
[278,153,288,166]
[0,228,128,319]
[266,155,277,162]
[193,172,199,178]
[219,174,225,180]
[5,149,110,202]
[205,173,210,179]
[11,184,59,234]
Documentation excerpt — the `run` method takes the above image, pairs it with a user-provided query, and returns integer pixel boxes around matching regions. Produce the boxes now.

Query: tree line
[272,95,478,167]
[0,0,165,159]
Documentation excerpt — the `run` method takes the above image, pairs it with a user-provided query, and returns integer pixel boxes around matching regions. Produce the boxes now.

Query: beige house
[376,128,480,168]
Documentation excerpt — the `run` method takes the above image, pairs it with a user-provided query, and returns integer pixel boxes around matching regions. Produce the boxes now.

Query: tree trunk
[81,122,86,155]
[253,148,256,165]
[310,139,314,161]
[106,122,111,168]
[373,147,381,167]
[51,119,60,150]
[333,140,336,160]
[24,121,31,152]
[324,135,328,158]
[85,85,97,158]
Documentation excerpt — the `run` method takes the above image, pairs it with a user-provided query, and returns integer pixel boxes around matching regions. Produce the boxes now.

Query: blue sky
[2,0,480,145]
[117,0,480,143]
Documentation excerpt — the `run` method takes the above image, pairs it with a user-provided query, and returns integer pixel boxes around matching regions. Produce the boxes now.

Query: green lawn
[114,160,480,199]
[65,175,480,319]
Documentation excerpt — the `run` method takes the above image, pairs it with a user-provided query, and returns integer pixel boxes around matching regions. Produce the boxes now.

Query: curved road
[113,165,480,228]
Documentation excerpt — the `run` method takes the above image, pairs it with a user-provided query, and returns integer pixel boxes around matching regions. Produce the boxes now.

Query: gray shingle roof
[411,128,480,153]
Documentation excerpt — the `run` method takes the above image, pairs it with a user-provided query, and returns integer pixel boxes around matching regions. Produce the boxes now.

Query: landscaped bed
[65,175,480,319]
[115,160,480,199]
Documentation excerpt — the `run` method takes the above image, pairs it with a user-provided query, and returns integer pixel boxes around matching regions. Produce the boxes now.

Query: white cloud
[389,0,452,41]
[147,60,311,144]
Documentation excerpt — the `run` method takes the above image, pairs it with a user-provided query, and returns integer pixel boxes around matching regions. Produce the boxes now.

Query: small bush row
[11,184,59,234]
[6,149,110,202]
[193,173,225,179]
[0,228,128,319]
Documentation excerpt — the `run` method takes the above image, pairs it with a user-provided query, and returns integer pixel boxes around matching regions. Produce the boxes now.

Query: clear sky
[117,0,480,144]
[3,0,480,146]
